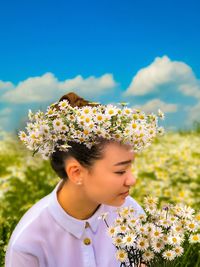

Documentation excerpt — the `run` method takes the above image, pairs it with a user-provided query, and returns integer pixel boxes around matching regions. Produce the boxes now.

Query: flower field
[0,130,200,266]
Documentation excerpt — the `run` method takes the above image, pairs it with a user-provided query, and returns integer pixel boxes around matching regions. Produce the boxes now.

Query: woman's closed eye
[115,171,126,175]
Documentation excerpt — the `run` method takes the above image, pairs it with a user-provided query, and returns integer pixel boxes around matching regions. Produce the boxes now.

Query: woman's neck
[57,180,101,220]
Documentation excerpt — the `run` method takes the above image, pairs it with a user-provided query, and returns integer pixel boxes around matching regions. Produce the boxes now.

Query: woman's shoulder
[7,193,52,251]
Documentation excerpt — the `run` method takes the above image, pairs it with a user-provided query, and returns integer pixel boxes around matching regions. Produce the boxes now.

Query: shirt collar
[48,180,106,239]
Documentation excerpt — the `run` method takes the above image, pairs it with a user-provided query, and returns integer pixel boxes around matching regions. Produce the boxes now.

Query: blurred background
[0,0,200,265]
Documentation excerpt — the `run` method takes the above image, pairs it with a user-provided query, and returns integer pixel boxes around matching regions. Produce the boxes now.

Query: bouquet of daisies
[99,196,200,267]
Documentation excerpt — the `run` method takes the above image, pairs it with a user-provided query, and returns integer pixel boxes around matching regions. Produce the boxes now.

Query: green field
[0,129,200,266]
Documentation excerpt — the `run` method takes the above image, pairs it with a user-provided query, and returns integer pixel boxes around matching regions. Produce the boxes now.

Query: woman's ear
[64,158,83,185]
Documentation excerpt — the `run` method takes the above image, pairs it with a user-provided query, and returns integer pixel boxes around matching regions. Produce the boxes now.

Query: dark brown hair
[50,92,111,180]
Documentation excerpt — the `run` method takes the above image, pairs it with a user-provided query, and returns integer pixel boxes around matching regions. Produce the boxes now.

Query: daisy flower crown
[18,100,165,160]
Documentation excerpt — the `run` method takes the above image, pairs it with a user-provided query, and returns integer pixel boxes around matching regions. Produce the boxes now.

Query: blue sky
[0,0,200,133]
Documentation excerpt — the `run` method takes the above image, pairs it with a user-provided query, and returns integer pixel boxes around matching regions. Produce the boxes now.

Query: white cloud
[133,98,178,113]
[0,107,12,116]
[185,102,200,126]
[0,80,14,91]
[0,80,15,100]
[123,55,200,99]
[0,107,13,132]
[1,72,118,104]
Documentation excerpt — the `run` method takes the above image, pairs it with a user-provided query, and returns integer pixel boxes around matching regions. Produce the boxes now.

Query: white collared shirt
[5,180,145,267]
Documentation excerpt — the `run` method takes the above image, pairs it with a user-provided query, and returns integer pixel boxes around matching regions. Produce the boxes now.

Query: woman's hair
[50,92,111,180]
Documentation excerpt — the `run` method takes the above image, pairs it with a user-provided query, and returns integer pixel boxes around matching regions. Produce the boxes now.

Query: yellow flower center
[109,110,114,115]
[97,115,103,121]
[193,235,199,241]
[132,123,137,129]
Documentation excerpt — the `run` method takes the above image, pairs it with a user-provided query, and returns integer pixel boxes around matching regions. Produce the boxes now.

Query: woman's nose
[125,171,136,187]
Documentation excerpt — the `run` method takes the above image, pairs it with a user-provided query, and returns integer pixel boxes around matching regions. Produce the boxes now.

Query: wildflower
[189,234,200,243]
[52,118,65,132]
[151,240,165,253]
[18,131,27,142]
[113,236,124,247]
[137,237,149,251]
[115,249,128,262]
[151,227,163,239]
[185,220,199,232]
[142,249,155,262]
[168,234,184,246]
[122,233,137,247]
[162,250,176,261]
[58,99,70,110]
[158,109,165,120]
[173,246,184,257]
[107,226,117,237]
[144,196,158,206]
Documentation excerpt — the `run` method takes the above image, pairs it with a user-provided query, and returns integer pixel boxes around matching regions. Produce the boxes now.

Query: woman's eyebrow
[113,159,135,166]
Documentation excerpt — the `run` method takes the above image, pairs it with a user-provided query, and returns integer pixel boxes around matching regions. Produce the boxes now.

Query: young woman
[5,92,158,267]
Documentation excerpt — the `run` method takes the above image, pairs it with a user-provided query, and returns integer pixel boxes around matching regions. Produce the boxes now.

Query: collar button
[83,237,91,245]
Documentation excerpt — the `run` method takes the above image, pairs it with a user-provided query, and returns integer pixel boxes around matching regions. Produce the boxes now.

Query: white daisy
[180,205,195,219]
[58,100,70,110]
[158,109,165,120]
[94,113,106,123]
[135,224,146,235]
[158,218,171,228]
[28,109,35,121]
[171,223,184,235]
[114,218,124,225]
[26,122,35,132]
[168,234,184,246]
[113,236,124,247]
[39,124,50,136]
[162,250,176,261]
[122,107,132,116]
[144,204,157,215]
[107,226,117,237]
[81,106,92,115]
[157,127,165,136]
[52,118,65,132]
[29,131,40,142]
[83,115,93,125]
[142,249,155,262]
[115,249,128,262]
[151,240,165,253]
[189,233,200,243]
[105,104,118,117]
[144,196,158,206]
[173,246,184,257]
[118,224,128,234]
[138,213,147,221]
[151,227,163,239]
[18,131,27,142]
[127,217,138,228]
[137,237,149,251]
[144,223,155,235]
[185,220,199,232]
[60,125,69,133]
[122,233,137,247]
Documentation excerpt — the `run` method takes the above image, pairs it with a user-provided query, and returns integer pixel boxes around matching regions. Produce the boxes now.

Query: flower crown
[18,99,165,160]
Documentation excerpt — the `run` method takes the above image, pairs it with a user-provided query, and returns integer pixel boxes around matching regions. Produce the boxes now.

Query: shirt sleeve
[6,249,39,267]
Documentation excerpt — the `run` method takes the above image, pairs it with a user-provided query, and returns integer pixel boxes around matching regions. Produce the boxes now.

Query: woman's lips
[120,191,129,196]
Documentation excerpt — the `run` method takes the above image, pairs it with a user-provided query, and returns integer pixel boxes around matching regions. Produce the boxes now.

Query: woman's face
[83,142,136,207]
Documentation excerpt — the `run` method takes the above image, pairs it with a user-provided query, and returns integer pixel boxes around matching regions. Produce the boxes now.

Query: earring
[77,181,82,185]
